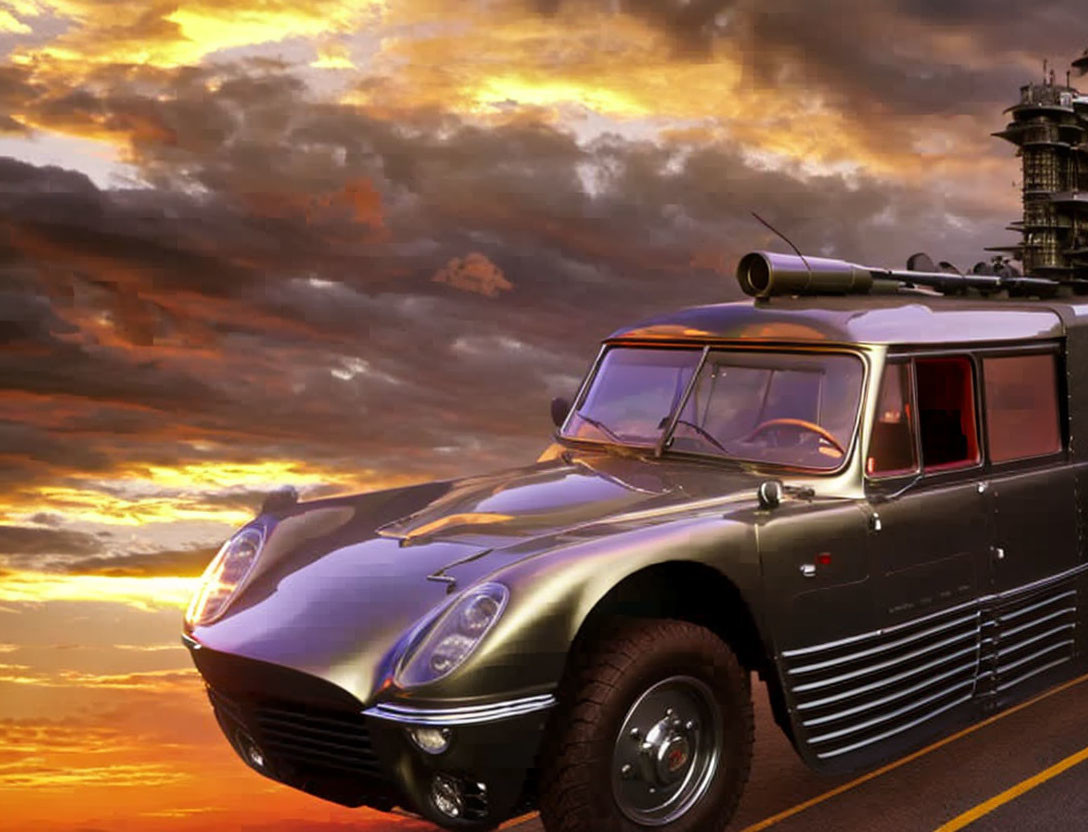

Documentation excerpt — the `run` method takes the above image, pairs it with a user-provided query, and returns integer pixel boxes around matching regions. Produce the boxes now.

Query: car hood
[189,452,766,704]
[376,453,701,546]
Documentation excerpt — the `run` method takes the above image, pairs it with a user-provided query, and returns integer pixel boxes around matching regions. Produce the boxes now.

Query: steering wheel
[743,418,845,456]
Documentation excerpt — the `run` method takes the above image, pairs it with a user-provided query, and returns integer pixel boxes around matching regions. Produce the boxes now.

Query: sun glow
[133,460,361,490]
[0,570,199,610]
[12,1,386,69]
[471,76,651,117]
[0,461,417,527]
[8,486,251,527]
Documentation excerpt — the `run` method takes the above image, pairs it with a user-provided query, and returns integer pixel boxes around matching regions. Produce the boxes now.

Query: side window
[915,356,979,470]
[983,353,1062,462]
[868,362,919,477]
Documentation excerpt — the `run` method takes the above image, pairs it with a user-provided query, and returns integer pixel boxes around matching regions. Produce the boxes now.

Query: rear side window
[868,362,919,477]
[916,357,979,470]
[983,354,1061,462]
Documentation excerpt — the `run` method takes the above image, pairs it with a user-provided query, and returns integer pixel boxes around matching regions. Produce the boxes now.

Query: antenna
[751,211,812,277]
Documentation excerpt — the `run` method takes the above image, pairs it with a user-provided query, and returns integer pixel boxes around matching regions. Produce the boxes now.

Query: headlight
[185,526,265,626]
[396,583,509,687]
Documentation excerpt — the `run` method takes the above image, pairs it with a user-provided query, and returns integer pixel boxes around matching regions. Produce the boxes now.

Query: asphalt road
[489,671,1088,832]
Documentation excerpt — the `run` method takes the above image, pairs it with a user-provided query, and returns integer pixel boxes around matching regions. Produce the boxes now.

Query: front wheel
[539,618,753,832]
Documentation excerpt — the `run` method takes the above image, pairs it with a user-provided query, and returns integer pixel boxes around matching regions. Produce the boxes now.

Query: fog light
[431,774,464,819]
[408,725,452,755]
[237,733,266,769]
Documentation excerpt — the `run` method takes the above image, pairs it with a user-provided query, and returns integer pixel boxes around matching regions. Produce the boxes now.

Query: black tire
[538,618,753,832]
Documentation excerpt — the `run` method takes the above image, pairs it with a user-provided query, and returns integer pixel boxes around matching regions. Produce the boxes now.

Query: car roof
[606,295,1088,347]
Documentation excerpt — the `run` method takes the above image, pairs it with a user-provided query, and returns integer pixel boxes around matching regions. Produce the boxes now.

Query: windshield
[562,347,865,471]
[563,348,701,446]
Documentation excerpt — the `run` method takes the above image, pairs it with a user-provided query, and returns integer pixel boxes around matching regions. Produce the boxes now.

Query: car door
[871,356,990,626]
[977,346,1082,704]
[783,356,989,771]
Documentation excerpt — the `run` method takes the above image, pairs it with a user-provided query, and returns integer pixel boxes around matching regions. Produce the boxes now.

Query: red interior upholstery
[916,357,978,469]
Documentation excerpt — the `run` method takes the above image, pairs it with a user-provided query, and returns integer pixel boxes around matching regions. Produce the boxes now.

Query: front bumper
[185,636,554,827]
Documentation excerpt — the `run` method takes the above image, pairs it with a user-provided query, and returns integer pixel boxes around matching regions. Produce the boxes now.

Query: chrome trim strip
[796,645,979,711]
[782,597,981,658]
[996,640,1075,676]
[364,694,557,726]
[801,660,977,728]
[815,693,972,760]
[998,591,1076,623]
[791,628,980,692]
[1000,611,1076,643]
[993,563,1086,601]
[808,678,975,745]
[787,613,978,675]
[180,633,201,650]
[996,617,1074,648]
[782,562,1087,659]
[996,656,1072,693]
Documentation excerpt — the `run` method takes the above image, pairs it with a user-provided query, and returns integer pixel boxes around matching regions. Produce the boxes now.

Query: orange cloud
[433,252,513,298]
[7,485,253,527]
[0,761,189,789]
[238,178,385,236]
[0,667,195,690]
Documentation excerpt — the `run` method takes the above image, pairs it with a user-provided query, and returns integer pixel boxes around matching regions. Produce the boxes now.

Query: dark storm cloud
[0,525,103,557]
[0,65,38,131]
[0,421,115,479]
[528,0,1085,117]
[532,0,732,57]
[0,25,1031,502]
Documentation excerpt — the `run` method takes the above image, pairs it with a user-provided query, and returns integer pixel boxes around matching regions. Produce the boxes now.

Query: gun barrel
[736,251,1059,299]
[736,252,872,298]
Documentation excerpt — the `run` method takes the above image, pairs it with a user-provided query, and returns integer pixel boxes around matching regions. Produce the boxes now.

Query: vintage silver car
[183,251,1088,831]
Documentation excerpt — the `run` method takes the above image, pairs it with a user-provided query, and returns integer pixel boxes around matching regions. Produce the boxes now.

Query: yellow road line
[499,811,539,829]
[740,670,1088,832]
[933,743,1088,831]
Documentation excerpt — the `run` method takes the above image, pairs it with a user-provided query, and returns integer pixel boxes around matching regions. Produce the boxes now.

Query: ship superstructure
[992,51,1088,285]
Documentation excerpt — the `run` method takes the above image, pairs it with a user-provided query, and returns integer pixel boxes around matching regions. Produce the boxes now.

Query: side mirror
[757,479,783,510]
[550,397,571,428]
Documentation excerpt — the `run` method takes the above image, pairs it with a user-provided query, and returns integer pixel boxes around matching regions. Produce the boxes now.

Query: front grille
[207,686,397,809]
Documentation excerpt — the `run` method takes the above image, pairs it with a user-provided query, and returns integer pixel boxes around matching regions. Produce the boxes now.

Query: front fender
[403,514,760,702]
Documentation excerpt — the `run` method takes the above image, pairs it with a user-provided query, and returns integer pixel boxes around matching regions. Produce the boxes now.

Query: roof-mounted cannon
[735,251,1069,300]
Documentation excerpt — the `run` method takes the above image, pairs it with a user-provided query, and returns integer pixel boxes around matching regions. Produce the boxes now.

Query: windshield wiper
[655,345,710,457]
[670,418,731,455]
[575,412,624,443]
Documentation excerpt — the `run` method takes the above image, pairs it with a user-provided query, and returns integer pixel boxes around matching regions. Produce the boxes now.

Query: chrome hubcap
[611,675,721,825]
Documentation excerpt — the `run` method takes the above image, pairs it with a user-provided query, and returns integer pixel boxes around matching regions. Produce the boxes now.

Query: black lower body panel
[186,640,549,828]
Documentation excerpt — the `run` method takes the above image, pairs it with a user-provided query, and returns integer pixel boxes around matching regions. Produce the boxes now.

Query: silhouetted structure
[991,52,1088,286]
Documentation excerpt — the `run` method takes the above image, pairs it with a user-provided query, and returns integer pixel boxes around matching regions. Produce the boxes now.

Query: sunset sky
[1,1,1087,829]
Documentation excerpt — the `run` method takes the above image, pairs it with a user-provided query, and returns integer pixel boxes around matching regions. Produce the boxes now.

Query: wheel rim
[610,675,722,826]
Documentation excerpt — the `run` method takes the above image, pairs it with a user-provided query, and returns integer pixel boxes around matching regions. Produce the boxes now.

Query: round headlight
[460,594,501,636]
[429,633,476,676]
[396,583,509,687]
[185,526,265,626]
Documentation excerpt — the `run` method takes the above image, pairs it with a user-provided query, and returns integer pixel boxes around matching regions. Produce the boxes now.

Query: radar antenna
[751,211,811,278]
